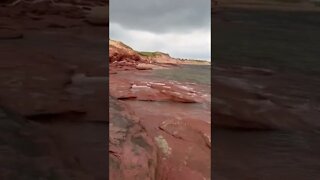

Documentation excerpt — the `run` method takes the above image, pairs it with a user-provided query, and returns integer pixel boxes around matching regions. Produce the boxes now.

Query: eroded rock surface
[109,97,157,180]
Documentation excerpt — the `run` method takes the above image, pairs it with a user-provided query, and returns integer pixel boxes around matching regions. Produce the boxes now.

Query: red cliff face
[109,40,142,63]
[109,39,210,70]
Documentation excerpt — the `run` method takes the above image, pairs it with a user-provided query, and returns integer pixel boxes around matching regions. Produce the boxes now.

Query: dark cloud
[110,0,210,34]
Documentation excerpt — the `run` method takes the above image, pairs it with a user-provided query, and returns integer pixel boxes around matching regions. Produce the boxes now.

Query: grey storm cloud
[109,0,211,60]
[110,0,211,33]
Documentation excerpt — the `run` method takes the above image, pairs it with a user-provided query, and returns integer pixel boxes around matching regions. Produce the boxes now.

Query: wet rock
[162,90,199,103]
[110,77,205,103]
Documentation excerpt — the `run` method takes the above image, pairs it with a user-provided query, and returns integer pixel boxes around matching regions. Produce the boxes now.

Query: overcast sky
[110,0,211,61]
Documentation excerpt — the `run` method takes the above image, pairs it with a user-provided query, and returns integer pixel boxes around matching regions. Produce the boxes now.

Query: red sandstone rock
[109,99,158,180]
[109,39,208,70]
[109,39,211,180]
[109,40,142,64]
[135,63,153,70]
[110,76,206,103]
[109,72,211,180]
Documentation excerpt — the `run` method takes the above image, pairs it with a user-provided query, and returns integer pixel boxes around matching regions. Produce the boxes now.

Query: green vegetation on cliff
[137,51,169,57]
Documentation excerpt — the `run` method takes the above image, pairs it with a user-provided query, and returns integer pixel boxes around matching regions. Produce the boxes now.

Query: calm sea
[153,65,211,85]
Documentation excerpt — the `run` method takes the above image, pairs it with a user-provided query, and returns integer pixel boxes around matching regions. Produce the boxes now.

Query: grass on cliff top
[118,41,133,50]
[137,51,169,57]
[179,59,211,63]
[109,39,133,50]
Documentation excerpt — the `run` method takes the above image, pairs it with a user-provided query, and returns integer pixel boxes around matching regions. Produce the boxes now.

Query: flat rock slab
[109,69,211,180]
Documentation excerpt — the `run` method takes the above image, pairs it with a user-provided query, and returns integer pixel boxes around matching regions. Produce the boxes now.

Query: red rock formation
[109,40,141,62]
[109,39,210,71]
[109,40,211,180]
